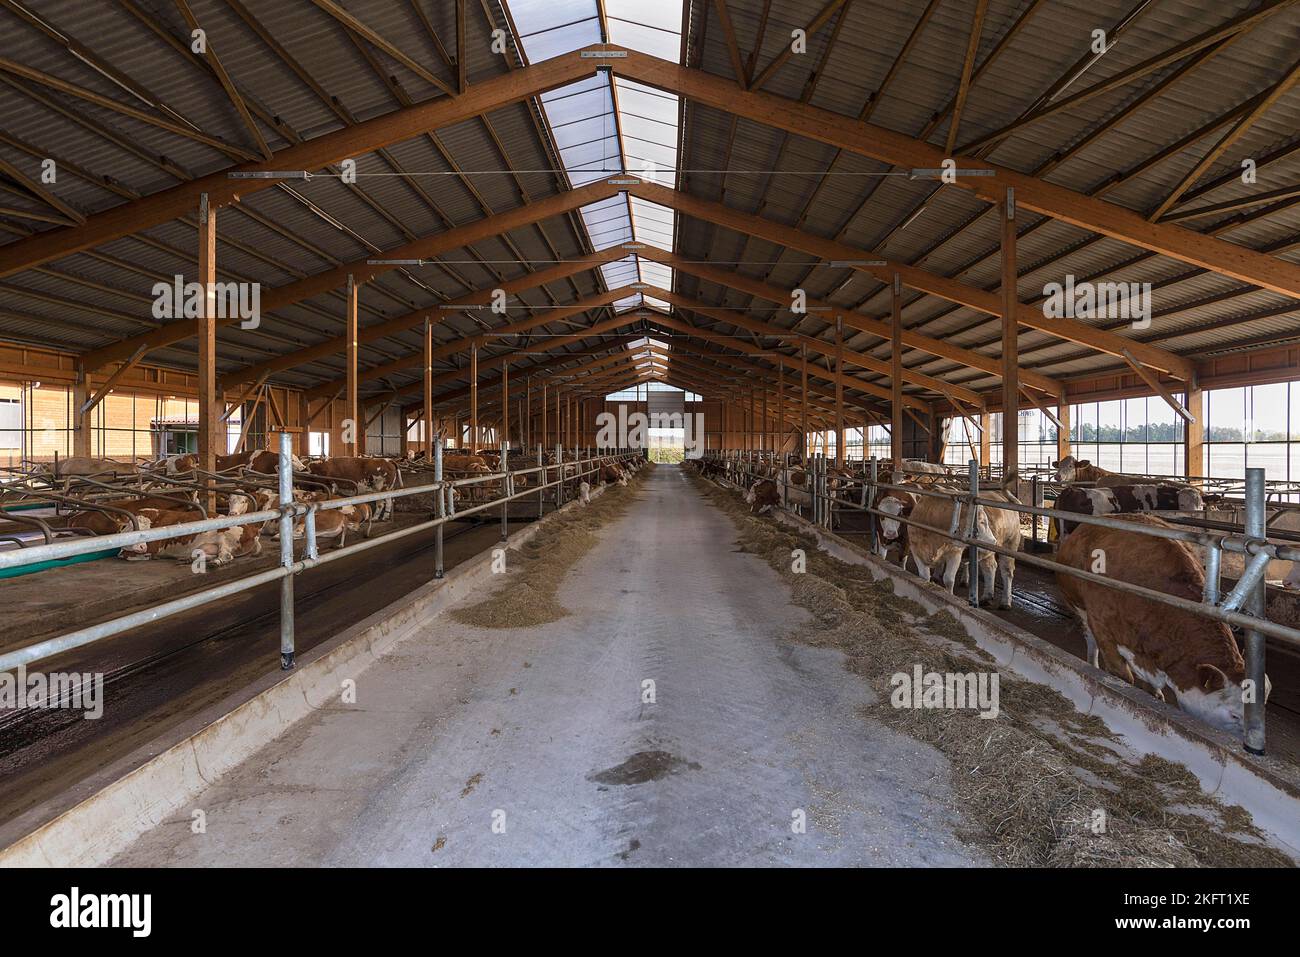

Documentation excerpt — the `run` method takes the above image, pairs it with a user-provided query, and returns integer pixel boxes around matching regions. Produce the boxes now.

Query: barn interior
[1,0,1299,869]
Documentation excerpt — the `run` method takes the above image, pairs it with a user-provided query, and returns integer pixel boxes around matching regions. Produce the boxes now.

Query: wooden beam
[304,287,634,400]
[83,177,623,374]
[1018,385,1063,431]
[945,0,988,155]
[219,248,622,390]
[613,54,1300,302]
[1056,401,1071,463]
[310,0,457,97]
[654,288,946,407]
[0,51,597,280]
[79,345,148,415]
[198,194,219,502]
[712,0,748,87]
[424,320,434,455]
[173,0,273,160]
[1001,188,1019,481]
[891,275,903,464]
[834,315,844,467]
[750,0,848,92]
[1185,383,1204,477]
[470,342,479,452]
[643,247,1061,395]
[630,182,1196,380]
[345,274,359,455]
[1120,349,1195,424]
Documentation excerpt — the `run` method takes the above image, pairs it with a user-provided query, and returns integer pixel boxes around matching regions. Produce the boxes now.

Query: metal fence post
[1203,544,1221,605]
[434,434,444,579]
[1244,467,1267,755]
[868,457,879,554]
[277,430,295,670]
[967,458,980,607]
[555,444,564,508]
[500,438,509,541]
[537,443,544,518]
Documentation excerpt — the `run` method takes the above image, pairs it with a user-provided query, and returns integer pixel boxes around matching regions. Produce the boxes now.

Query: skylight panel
[506,0,683,331]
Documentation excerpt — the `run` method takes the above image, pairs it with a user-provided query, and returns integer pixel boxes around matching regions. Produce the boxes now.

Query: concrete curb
[0,480,622,867]
[706,478,1300,856]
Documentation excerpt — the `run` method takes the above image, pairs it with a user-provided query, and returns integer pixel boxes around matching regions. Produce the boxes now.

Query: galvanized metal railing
[704,451,1300,755]
[0,433,639,675]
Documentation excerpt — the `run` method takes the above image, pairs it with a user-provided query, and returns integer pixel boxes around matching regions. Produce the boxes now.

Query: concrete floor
[113,465,981,867]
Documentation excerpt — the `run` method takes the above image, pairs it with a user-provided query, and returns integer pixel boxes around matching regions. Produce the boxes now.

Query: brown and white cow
[891,459,947,485]
[119,509,263,565]
[306,456,401,520]
[872,486,916,566]
[49,456,138,479]
[1056,513,1269,734]
[599,464,628,486]
[1052,455,1201,496]
[1053,483,1203,536]
[744,478,781,514]
[906,487,1020,607]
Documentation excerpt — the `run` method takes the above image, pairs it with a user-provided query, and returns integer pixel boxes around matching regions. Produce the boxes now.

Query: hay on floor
[686,469,1292,868]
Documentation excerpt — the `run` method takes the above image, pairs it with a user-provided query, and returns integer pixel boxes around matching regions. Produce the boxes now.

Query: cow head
[1177,487,1204,512]
[1179,664,1271,735]
[877,495,909,541]
[579,481,591,505]
[1052,455,1084,483]
[118,513,154,560]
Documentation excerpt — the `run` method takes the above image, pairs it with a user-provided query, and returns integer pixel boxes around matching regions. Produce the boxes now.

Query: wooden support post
[296,394,310,456]
[524,375,531,449]
[1185,382,1204,478]
[776,358,784,456]
[197,193,219,507]
[1001,188,1019,483]
[71,373,91,457]
[423,319,434,456]
[541,380,547,449]
[470,342,479,453]
[800,347,809,459]
[834,315,844,468]
[980,412,992,468]
[1056,400,1071,463]
[890,275,904,465]
[345,274,359,456]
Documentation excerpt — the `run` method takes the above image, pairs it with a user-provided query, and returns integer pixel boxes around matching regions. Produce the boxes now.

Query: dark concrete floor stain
[616,838,641,861]
[588,750,701,786]
[460,772,483,797]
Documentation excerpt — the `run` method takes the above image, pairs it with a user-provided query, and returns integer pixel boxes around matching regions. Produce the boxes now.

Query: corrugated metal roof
[0,0,1297,410]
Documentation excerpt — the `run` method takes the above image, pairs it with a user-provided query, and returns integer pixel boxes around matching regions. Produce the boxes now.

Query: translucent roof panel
[616,80,680,177]
[605,0,683,61]
[627,336,668,350]
[506,1,682,310]
[510,0,601,61]
[541,76,621,186]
